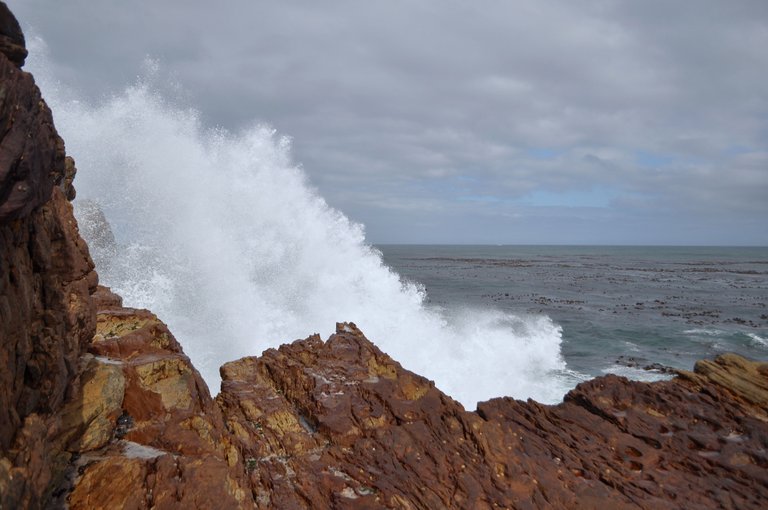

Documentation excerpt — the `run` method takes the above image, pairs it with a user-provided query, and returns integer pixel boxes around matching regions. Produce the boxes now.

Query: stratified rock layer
[56,312,768,510]
[0,4,96,508]
[65,289,252,509]
[46,300,768,509]
[216,324,768,510]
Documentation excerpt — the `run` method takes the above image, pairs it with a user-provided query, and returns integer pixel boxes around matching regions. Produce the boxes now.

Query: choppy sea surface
[378,245,768,381]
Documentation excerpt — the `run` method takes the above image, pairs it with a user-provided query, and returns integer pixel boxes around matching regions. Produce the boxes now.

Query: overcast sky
[9,0,768,245]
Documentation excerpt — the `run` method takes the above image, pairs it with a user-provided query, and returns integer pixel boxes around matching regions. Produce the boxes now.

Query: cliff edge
[1,4,766,509]
[0,3,96,507]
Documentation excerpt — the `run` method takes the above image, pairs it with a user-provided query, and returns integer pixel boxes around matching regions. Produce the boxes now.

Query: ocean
[379,244,768,383]
[27,41,768,409]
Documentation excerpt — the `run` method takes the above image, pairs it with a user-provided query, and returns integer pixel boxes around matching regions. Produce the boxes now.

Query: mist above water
[28,39,572,407]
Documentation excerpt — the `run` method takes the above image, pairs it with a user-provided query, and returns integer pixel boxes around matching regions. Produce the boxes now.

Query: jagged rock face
[0,2,26,67]
[66,288,253,509]
[58,311,768,509]
[0,188,96,449]
[0,4,96,507]
[215,324,768,509]
[0,12,66,223]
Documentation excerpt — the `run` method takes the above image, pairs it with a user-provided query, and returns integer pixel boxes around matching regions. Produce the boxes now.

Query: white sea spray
[26,38,570,407]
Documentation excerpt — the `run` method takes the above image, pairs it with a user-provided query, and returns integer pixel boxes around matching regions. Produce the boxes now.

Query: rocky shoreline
[1,4,767,508]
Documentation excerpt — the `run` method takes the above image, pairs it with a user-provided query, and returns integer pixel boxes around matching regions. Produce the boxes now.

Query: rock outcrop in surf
[1,4,766,508]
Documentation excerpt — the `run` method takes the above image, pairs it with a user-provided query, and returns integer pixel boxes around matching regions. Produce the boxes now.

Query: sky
[8,0,768,245]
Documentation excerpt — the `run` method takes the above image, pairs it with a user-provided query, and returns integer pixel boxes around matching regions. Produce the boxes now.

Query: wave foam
[747,333,768,347]
[601,365,672,383]
[28,38,569,407]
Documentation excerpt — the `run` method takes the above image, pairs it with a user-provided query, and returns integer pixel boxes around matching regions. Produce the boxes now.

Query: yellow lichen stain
[68,290,84,313]
[389,494,416,510]
[96,314,153,338]
[135,358,193,410]
[362,415,388,429]
[265,410,303,435]
[240,400,265,422]
[367,357,397,380]
[226,445,240,468]
[597,397,613,407]
[148,330,172,349]
[183,416,214,445]
[229,420,251,442]
[400,375,429,401]
[646,407,665,418]
[225,473,248,502]
[729,452,754,466]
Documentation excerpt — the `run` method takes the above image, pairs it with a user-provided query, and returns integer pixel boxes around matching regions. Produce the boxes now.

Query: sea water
[379,244,768,381]
[25,40,768,409]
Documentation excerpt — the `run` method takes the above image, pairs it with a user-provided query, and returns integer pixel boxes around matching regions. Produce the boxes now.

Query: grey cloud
[8,0,767,244]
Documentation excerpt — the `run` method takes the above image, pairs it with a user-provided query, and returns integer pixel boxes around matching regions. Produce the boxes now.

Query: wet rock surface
[49,313,768,509]
[215,323,768,509]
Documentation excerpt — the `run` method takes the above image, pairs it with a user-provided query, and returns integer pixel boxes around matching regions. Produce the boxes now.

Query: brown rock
[66,306,253,509]
[92,284,124,311]
[59,355,126,452]
[0,187,97,449]
[0,2,26,67]
[68,442,251,510]
[0,5,97,506]
[0,29,66,223]
[691,352,768,408]
[217,323,768,509]
[68,454,148,509]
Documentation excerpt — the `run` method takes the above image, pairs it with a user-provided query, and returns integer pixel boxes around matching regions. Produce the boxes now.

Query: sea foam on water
[27,38,572,406]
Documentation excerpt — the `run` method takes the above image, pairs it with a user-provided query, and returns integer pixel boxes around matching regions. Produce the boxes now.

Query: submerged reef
[1,4,767,508]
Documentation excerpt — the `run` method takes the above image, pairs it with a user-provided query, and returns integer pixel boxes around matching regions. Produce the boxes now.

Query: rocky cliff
[1,4,767,509]
[0,3,96,507]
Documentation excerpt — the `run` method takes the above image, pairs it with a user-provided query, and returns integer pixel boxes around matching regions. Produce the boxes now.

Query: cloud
[9,0,768,244]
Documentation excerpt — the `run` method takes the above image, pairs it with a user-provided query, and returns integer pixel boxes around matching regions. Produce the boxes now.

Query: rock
[62,156,77,201]
[691,352,768,407]
[67,454,149,509]
[68,444,250,509]
[0,26,66,223]
[66,306,253,509]
[59,355,126,452]
[92,284,124,311]
[0,185,97,445]
[0,2,26,67]
[615,356,679,375]
[217,324,768,509]
[0,4,97,507]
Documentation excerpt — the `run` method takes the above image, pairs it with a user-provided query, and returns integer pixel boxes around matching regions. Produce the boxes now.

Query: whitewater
[27,39,572,407]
